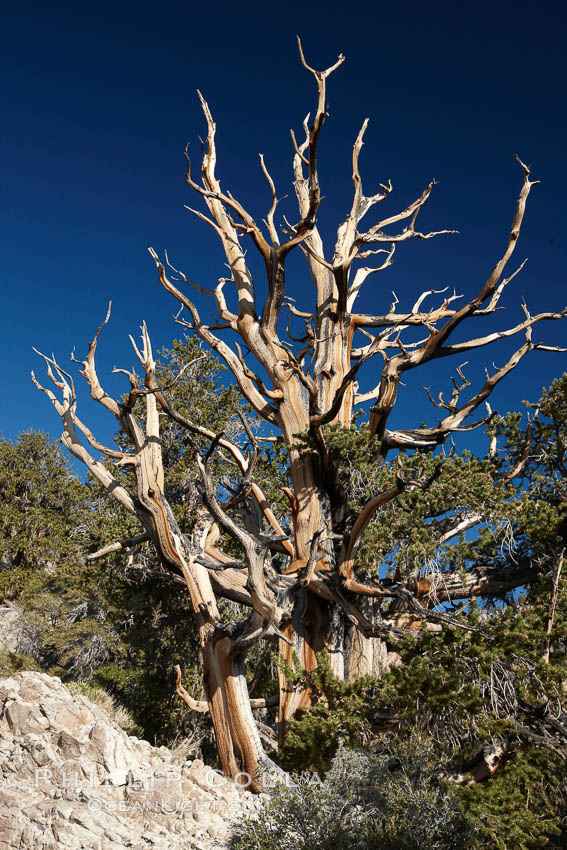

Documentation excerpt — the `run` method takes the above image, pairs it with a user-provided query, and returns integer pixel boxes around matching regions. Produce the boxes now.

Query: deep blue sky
[1,0,565,455]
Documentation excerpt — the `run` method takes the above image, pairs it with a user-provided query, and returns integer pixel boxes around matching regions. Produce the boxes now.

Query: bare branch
[175,664,279,715]
[543,549,565,664]
[340,484,403,585]
[418,157,539,358]
[437,512,483,545]
[87,532,151,560]
[289,38,345,243]
[70,302,121,418]
[187,93,271,263]
[175,665,209,712]
[357,181,457,248]
[346,244,396,312]
[435,306,567,357]
[164,250,237,326]
[259,153,279,245]
[196,449,279,628]
[149,248,278,423]
[31,355,136,515]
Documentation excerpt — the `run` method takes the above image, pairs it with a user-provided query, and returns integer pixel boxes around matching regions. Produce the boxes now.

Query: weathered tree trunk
[202,637,282,789]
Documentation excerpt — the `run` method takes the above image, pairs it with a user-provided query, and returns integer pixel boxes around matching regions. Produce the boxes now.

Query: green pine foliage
[278,649,380,773]
[0,431,90,599]
[298,422,513,587]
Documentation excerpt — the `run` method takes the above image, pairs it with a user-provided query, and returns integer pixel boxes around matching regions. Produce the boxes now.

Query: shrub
[233,739,474,850]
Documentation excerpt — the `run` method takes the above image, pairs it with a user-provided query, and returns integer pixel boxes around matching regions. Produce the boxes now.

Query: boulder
[0,671,259,848]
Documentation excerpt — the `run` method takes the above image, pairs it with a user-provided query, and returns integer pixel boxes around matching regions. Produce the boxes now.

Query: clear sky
[1,0,565,454]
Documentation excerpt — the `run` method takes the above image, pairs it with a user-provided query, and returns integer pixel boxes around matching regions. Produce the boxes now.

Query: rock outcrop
[0,672,262,849]
[0,605,21,654]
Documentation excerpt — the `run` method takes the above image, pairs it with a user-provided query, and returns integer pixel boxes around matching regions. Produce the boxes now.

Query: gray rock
[0,605,22,654]
[0,671,260,849]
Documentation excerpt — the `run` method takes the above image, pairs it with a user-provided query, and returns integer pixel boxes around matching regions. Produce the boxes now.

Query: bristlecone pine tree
[32,41,567,790]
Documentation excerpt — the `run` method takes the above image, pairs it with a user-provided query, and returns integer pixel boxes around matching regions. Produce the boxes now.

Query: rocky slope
[0,671,263,849]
